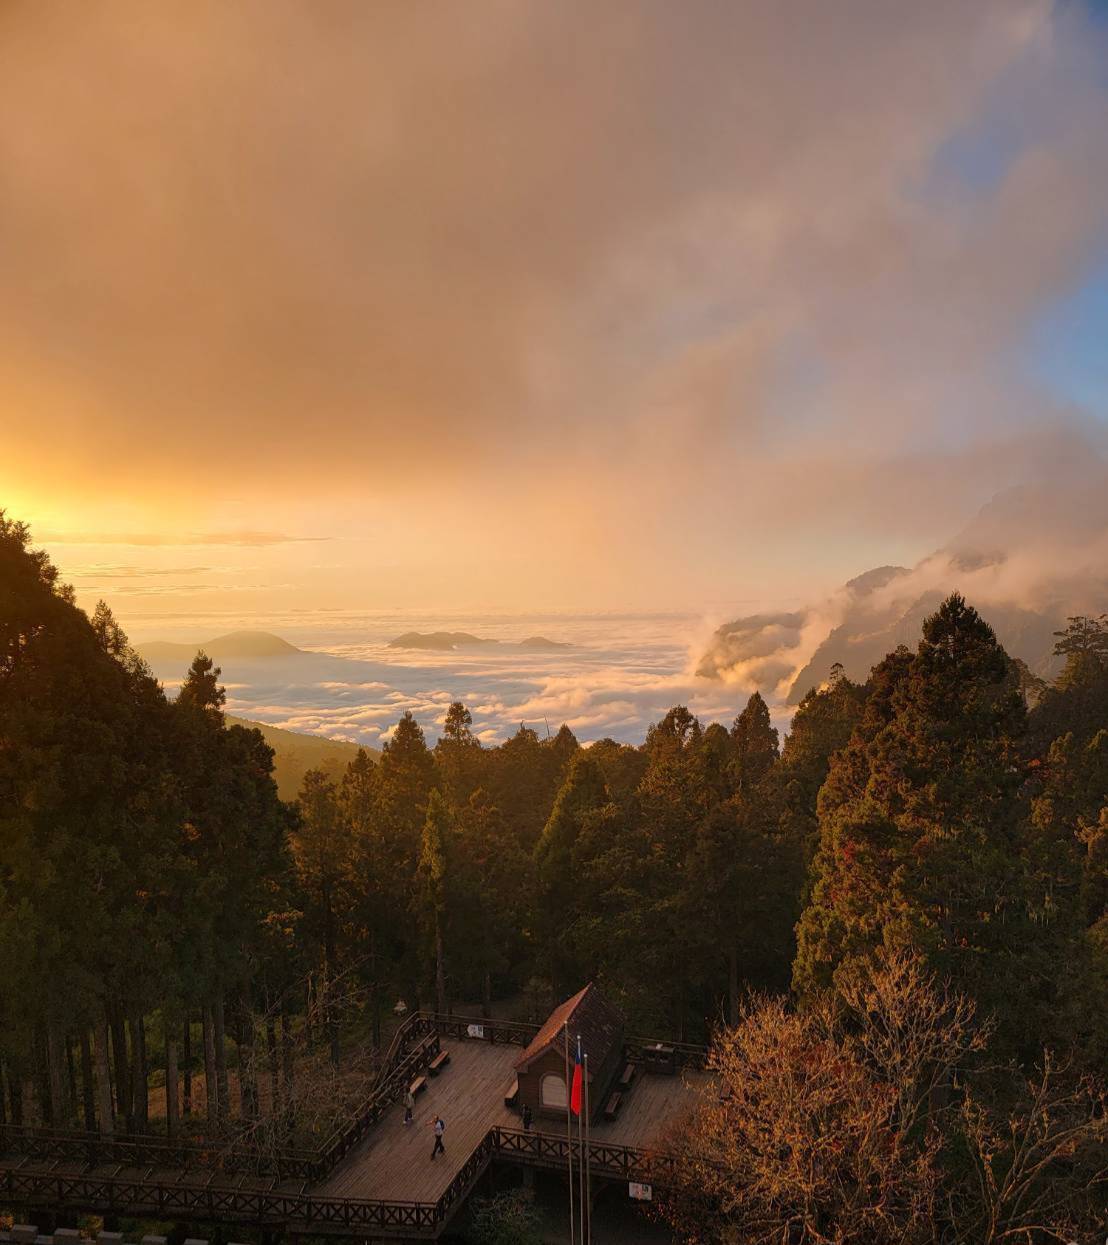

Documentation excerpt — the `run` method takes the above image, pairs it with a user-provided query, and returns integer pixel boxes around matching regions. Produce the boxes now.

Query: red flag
[570,1037,583,1116]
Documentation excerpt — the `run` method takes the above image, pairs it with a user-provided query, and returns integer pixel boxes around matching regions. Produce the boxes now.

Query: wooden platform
[316,1038,705,1202]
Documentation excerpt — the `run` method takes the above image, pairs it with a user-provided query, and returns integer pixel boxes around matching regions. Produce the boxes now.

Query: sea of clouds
[137,611,751,748]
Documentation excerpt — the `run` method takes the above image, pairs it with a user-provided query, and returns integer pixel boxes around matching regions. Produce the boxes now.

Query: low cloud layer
[137,614,742,746]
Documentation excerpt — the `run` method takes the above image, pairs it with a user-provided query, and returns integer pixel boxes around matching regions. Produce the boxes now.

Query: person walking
[430,1115,445,1159]
[403,1087,415,1125]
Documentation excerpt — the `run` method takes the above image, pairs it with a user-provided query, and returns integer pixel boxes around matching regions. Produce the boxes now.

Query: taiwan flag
[570,1036,584,1116]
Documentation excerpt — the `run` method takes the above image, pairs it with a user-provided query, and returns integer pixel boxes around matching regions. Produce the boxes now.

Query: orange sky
[3,1,1108,620]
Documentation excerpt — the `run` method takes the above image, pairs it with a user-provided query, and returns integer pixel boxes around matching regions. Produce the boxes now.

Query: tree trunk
[434,920,447,1016]
[93,1016,114,1137]
[66,1035,79,1122]
[165,1028,179,1139]
[481,970,492,1020]
[0,1058,7,1127]
[370,978,381,1054]
[280,1006,293,1102]
[202,1005,219,1131]
[79,1030,96,1131]
[728,944,739,1028]
[128,1008,148,1132]
[109,1004,131,1129]
[8,1062,24,1125]
[213,995,229,1124]
[182,1018,192,1119]
[323,884,341,1067]
[237,999,257,1119]
[46,1023,67,1126]
[266,1014,280,1115]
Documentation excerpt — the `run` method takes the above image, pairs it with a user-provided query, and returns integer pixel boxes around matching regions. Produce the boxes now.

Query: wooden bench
[504,1076,519,1108]
[428,1049,451,1076]
[603,1092,622,1121]
[410,1075,428,1097]
[618,1062,635,1091]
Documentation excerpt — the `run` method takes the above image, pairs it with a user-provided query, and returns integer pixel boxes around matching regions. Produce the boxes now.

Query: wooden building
[514,983,624,1123]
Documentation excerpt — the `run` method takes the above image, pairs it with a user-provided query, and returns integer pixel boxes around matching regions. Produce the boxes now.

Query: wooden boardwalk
[317,1037,705,1202]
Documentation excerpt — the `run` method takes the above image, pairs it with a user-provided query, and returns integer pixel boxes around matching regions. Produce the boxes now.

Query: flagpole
[584,1052,591,1245]
[564,1022,574,1245]
[577,1034,585,1245]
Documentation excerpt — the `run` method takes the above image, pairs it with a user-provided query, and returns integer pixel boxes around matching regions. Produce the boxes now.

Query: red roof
[514,983,624,1077]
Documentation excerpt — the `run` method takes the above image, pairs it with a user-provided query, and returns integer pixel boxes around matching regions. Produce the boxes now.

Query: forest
[1,511,1106,1240]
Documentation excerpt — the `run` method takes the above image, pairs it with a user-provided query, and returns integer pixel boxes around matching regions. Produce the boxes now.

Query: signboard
[466,1023,485,1039]
[628,1181,652,1202]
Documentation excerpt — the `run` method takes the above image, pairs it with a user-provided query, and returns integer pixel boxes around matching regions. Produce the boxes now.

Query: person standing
[430,1114,445,1159]
[403,1087,415,1125]
[521,1103,533,1131]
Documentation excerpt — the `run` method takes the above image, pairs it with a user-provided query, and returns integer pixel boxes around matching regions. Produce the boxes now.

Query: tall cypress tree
[794,596,1042,1049]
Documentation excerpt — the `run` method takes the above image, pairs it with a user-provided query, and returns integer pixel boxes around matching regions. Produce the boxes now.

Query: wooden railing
[372,1010,425,1090]
[311,1031,442,1181]
[624,1034,710,1071]
[0,1124,679,1238]
[0,1122,319,1180]
[0,1010,705,1210]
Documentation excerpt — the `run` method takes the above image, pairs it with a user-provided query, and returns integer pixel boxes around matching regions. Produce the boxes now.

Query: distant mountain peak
[139,630,303,661]
[387,631,571,652]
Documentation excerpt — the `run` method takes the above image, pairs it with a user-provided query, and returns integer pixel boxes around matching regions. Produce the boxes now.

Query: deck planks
[315,1038,705,1202]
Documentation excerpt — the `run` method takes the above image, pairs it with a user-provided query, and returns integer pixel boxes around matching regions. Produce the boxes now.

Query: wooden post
[93,1016,114,1137]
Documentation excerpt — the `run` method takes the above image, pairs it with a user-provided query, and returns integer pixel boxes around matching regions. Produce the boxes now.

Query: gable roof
[514,983,624,1077]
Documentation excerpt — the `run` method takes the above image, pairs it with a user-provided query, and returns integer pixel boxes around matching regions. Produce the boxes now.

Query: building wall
[517,1045,622,1124]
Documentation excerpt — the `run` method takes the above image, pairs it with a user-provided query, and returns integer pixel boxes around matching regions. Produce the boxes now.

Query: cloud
[3,1,1108,611]
[142,613,750,746]
[698,456,1108,699]
[39,531,327,547]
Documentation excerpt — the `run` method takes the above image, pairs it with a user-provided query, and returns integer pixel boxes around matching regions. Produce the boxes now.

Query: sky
[3,0,1108,626]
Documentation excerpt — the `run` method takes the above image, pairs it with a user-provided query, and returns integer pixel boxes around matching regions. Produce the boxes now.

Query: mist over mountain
[699,473,1108,703]
[387,631,570,651]
[225,714,373,800]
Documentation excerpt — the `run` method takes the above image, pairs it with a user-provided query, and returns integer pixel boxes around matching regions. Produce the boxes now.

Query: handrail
[0,1011,704,1188]
[372,1010,424,1091]
[0,1122,318,1179]
[0,1123,682,1237]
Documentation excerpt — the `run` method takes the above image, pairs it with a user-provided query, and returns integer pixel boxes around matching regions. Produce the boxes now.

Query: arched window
[541,1073,567,1109]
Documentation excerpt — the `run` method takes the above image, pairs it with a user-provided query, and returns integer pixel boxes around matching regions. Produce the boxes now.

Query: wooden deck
[316,1037,705,1202]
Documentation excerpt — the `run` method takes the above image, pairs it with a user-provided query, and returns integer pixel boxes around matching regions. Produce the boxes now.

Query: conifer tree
[730,691,779,793]
[794,596,1043,1050]
[534,754,610,988]
[418,790,452,1014]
